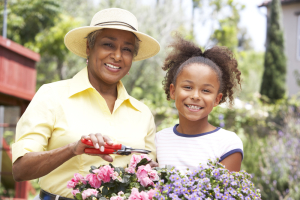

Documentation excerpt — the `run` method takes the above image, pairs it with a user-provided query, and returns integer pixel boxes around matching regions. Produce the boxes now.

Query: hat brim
[64,26,160,61]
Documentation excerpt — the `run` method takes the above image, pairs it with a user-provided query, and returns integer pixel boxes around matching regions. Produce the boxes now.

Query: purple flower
[220,122,225,127]
[218,114,224,120]
[213,186,220,193]
[245,196,251,200]
[212,169,220,178]
[202,178,210,183]
[169,174,179,182]
[204,183,211,190]
[215,192,222,199]
[199,171,206,178]
[230,181,237,186]
[238,193,244,199]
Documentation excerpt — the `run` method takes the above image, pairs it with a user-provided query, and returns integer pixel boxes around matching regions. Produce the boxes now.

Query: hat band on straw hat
[94,21,137,31]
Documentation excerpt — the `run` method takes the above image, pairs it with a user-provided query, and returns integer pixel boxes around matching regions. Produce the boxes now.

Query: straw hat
[64,8,160,61]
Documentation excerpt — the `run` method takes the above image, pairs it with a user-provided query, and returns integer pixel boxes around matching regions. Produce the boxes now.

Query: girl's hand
[70,133,114,162]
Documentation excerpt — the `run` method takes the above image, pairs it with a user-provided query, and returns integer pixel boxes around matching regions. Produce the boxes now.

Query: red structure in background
[0,35,40,199]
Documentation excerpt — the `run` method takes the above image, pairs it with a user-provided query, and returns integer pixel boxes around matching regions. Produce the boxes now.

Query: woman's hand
[70,133,114,162]
[148,160,159,168]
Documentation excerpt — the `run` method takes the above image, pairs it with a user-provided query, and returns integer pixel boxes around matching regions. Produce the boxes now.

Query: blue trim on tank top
[173,124,221,137]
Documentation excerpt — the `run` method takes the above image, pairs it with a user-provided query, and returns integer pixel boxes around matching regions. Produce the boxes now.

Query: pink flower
[96,165,114,183]
[139,191,149,200]
[118,191,124,196]
[148,170,159,181]
[71,189,80,196]
[128,188,150,200]
[67,179,77,189]
[125,167,135,174]
[137,164,152,179]
[139,177,154,187]
[67,173,87,189]
[136,164,155,187]
[86,173,101,188]
[110,196,124,200]
[111,171,119,180]
[81,189,98,200]
[140,154,151,162]
[74,173,87,184]
[147,189,156,199]
[129,154,142,168]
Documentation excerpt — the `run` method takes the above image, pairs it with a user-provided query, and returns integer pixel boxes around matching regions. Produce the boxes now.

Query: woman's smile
[86,28,136,87]
[104,63,121,71]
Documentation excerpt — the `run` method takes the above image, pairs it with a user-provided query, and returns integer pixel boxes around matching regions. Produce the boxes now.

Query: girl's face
[170,64,223,123]
[86,28,136,86]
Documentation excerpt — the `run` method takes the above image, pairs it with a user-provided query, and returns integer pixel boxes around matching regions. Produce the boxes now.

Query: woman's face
[86,29,136,86]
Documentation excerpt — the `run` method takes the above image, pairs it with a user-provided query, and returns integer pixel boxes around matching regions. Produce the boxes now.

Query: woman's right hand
[71,133,114,162]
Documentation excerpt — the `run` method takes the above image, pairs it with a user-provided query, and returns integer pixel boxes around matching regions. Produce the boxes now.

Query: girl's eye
[203,89,210,93]
[184,86,192,89]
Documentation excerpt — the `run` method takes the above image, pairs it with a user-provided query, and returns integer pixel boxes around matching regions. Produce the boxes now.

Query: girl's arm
[220,152,242,172]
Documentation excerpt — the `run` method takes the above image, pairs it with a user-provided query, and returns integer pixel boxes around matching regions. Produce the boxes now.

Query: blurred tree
[238,51,264,101]
[0,0,60,45]
[260,0,287,103]
[29,14,82,81]
[209,0,245,51]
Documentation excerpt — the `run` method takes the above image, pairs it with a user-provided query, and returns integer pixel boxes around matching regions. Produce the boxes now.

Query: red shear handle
[81,138,122,154]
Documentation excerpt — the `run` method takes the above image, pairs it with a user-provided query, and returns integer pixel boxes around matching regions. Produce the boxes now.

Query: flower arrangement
[67,154,158,200]
[154,158,262,200]
[67,156,261,200]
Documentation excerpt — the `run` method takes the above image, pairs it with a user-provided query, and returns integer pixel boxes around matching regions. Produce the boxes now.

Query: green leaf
[122,175,131,184]
[135,158,151,170]
[115,167,121,174]
[109,163,115,169]
[91,166,97,170]
[102,186,109,196]
[75,193,83,200]
[125,193,131,198]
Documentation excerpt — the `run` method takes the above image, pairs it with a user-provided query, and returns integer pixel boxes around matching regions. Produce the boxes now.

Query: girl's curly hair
[162,35,241,106]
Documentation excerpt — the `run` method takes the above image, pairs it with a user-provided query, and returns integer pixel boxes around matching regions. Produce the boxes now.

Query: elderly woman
[12,8,160,200]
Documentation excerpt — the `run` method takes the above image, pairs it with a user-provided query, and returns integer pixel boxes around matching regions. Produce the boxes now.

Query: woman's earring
[127,72,129,75]
[86,57,89,65]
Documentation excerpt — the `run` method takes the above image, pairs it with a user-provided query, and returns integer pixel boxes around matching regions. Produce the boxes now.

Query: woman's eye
[123,47,132,52]
[184,86,192,89]
[103,43,113,47]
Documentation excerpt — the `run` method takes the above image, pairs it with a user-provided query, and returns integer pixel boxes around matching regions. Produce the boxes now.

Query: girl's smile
[170,64,223,123]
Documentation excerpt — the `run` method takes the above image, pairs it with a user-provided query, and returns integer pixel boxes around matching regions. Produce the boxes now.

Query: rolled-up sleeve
[12,85,56,163]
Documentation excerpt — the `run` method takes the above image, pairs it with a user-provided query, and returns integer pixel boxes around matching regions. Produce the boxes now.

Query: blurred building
[0,35,39,199]
[259,0,300,96]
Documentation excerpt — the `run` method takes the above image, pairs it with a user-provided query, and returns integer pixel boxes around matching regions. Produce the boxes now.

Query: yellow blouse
[12,67,156,198]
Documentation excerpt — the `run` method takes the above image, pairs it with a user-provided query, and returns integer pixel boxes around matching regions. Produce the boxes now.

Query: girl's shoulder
[216,128,243,146]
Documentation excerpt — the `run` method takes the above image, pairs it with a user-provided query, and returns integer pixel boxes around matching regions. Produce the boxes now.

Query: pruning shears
[81,138,151,156]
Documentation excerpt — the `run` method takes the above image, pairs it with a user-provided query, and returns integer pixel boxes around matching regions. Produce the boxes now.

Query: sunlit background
[0,0,299,199]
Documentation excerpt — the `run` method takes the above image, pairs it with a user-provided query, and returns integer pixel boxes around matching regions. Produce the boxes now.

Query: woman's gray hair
[173,56,223,93]
[86,29,140,57]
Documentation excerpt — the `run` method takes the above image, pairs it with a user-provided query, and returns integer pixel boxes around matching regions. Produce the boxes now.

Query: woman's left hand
[148,160,158,168]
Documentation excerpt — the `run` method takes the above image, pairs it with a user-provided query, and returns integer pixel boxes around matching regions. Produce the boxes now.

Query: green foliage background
[1,0,299,199]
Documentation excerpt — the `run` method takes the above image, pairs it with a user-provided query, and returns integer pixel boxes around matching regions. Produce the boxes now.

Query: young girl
[155,35,243,172]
